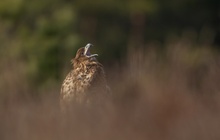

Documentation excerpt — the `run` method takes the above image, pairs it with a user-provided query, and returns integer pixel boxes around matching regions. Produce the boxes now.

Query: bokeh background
[1,0,220,140]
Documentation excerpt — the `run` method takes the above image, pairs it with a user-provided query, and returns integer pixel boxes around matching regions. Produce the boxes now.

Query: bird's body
[60,44,109,110]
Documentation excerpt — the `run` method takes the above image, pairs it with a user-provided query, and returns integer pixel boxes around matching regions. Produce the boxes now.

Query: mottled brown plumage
[60,43,109,110]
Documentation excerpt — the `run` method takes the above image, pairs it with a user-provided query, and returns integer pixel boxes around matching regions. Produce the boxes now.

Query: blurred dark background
[1,1,220,140]
[0,0,219,96]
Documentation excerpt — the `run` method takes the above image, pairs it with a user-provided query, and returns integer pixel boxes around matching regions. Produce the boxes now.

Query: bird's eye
[81,52,84,55]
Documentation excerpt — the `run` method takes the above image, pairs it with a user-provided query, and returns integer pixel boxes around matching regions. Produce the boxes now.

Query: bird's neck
[73,62,100,75]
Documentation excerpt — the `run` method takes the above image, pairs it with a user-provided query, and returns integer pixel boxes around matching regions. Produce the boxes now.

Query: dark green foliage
[0,0,219,94]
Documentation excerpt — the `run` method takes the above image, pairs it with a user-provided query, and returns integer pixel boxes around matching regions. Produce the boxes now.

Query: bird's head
[72,43,98,66]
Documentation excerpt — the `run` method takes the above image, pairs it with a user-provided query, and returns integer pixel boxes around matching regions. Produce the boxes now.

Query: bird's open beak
[84,43,98,57]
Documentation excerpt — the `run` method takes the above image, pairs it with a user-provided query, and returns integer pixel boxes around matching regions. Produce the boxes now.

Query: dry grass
[1,43,220,140]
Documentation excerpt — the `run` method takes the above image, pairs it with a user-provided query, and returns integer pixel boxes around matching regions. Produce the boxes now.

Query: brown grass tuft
[1,44,220,140]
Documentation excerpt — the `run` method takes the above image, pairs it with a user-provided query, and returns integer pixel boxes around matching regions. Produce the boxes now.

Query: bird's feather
[60,44,109,110]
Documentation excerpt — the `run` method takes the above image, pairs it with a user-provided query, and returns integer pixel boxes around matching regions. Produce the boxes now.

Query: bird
[60,43,109,110]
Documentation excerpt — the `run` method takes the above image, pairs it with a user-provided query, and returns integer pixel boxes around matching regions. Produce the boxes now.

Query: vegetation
[0,0,220,139]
